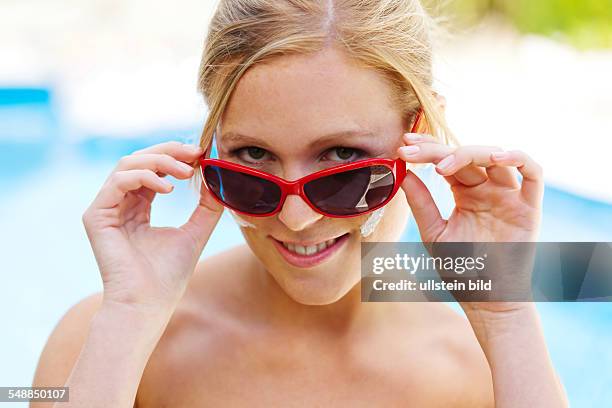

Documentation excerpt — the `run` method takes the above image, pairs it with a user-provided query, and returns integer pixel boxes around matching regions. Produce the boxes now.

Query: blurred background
[1,0,611,406]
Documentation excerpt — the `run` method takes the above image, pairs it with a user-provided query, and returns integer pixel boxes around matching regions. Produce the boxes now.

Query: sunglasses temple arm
[398,163,408,185]
[203,124,220,160]
[397,108,423,181]
[410,108,423,134]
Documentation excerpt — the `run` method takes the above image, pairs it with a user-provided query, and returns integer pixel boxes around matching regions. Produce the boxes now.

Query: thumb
[401,169,446,242]
[180,181,224,254]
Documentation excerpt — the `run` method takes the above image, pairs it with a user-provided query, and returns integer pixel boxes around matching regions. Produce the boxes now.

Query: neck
[249,257,392,335]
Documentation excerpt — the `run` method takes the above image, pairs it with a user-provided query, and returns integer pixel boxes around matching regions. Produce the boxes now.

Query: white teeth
[281,237,339,256]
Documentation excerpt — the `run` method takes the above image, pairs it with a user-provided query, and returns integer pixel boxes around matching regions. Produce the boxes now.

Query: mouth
[270,232,351,268]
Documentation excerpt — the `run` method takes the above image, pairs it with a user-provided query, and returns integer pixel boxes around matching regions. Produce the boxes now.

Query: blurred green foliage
[425,0,612,49]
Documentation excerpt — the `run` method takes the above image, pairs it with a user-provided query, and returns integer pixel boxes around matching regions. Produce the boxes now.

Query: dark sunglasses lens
[303,165,395,216]
[203,165,281,215]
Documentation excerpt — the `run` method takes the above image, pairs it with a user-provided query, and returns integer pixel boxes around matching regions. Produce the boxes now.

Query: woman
[33,0,568,406]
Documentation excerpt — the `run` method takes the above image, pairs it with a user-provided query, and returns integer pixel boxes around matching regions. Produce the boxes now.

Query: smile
[282,238,338,256]
[271,233,350,268]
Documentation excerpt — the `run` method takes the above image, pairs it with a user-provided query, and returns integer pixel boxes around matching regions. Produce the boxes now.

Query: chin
[277,271,360,305]
[266,232,363,305]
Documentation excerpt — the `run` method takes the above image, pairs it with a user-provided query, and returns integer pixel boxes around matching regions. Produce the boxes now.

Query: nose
[277,194,323,231]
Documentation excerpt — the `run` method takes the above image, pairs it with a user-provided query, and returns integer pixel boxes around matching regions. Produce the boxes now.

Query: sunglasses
[198,111,423,218]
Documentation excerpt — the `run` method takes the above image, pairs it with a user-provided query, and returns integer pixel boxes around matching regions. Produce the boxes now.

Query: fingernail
[437,154,455,171]
[400,145,420,156]
[177,161,193,172]
[183,143,202,152]
[491,151,509,160]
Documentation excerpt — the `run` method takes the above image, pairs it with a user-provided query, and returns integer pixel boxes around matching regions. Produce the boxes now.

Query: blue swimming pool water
[1,88,610,406]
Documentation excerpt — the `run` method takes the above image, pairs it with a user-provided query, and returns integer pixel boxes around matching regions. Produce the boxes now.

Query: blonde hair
[194,0,453,181]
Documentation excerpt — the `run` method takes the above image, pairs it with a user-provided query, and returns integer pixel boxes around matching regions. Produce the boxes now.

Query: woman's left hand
[398,133,544,243]
[397,133,544,312]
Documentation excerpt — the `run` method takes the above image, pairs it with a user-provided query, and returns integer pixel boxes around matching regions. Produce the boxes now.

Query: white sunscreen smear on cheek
[229,209,257,229]
[360,206,385,238]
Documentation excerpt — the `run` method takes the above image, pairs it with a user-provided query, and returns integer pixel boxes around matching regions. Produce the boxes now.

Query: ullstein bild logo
[361,242,612,302]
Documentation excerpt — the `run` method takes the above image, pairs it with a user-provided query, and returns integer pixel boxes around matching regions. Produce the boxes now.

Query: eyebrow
[220,132,275,149]
[220,129,377,149]
[308,129,376,147]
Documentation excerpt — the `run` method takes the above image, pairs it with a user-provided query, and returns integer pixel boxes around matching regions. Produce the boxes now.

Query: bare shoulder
[31,292,103,406]
[416,303,494,407]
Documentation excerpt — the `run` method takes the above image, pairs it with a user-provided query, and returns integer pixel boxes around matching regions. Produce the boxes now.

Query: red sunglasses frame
[198,110,423,218]
[199,157,407,218]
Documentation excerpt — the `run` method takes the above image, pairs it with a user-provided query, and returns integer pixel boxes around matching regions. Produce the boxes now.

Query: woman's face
[218,46,412,305]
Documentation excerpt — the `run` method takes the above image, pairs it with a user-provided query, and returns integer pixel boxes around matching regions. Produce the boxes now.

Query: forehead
[220,47,404,150]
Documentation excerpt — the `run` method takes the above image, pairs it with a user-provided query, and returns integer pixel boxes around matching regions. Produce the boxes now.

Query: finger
[398,142,453,164]
[94,169,173,209]
[442,174,461,187]
[114,153,195,179]
[180,181,225,253]
[491,150,544,205]
[399,144,466,188]
[399,142,484,188]
[485,166,520,188]
[131,185,157,204]
[402,132,438,145]
[132,141,203,163]
[437,146,518,187]
[401,169,446,242]
[436,154,488,187]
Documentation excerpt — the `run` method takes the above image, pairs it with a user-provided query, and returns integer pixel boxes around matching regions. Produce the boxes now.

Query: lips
[271,233,350,268]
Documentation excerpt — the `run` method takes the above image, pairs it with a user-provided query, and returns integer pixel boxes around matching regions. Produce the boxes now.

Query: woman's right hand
[81,141,224,315]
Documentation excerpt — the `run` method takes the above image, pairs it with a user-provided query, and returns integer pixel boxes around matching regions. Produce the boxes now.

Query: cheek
[240,224,274,265]
[228,210,257,228]
[348,215,370,232]
[363,195,411,242]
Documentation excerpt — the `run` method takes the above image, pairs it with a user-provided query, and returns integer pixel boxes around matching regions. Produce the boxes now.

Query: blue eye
[323,147,365,162]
